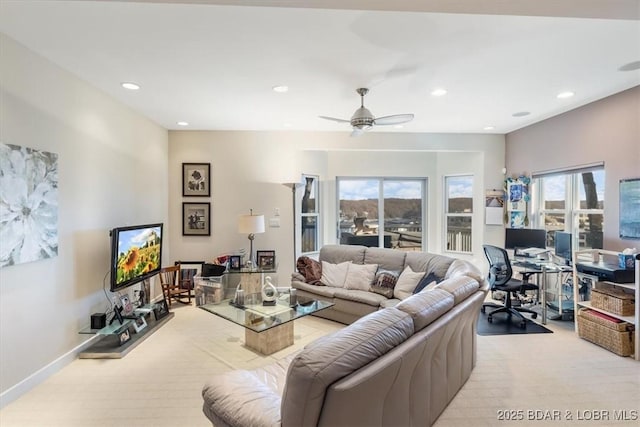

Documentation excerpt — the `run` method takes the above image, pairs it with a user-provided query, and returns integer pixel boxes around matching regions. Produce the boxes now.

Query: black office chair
[481,244,539,329]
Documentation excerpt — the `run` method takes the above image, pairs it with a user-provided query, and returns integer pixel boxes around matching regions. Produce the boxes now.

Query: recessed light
[121,82,140,90]
[557,91,575,99]
[619,61,640,72]
[272,85,289,93]
[483,126,495,131]
[177,121,189,126]
[512,111,530,117]
[431,88,447,97]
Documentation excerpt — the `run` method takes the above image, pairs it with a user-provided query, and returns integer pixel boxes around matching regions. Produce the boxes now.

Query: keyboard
[514,260,543,270]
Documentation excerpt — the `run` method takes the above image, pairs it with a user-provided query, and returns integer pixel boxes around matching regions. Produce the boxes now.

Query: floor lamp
[238,209,265,269]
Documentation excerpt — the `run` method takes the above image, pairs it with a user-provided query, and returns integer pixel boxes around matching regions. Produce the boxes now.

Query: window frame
[532,164,605,252]
[295,174,321,258]
[336,176,427,251]
[443,174,474,254]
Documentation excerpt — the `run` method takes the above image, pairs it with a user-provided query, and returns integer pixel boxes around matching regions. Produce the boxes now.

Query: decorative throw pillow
[320,261,351,288]
[344,263,378,291]
[393,265,425,300]
[370,269,400,298]
[296,256,323,285]
[413,272,443,294]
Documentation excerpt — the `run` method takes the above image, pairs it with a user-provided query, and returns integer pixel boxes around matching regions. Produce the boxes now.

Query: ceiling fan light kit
[320,88,414,136]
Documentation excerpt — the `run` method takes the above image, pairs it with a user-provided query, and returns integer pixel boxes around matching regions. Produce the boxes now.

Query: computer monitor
[554,231,572,264]
[504,228,547,250]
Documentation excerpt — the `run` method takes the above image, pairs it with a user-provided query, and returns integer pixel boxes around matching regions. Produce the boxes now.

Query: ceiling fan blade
[319,115,350,123]
[373,114,414,126]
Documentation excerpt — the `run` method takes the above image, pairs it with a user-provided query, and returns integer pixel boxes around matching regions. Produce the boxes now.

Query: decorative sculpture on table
[261,276,278,306]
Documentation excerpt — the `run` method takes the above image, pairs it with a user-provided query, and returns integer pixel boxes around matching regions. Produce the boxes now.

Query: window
[337,178,426,251]
[534,165,605,251]
[445,175,473,253]
[299,175,319,254]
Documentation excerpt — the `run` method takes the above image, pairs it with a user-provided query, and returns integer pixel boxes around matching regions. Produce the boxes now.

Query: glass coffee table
[199,291,333,355]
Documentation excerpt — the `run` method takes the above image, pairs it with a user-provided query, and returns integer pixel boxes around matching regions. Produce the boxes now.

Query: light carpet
[1,304,638,427]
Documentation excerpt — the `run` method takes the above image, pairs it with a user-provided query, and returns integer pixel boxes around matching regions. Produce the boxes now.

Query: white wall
[506,86,640,251]
[168,131,506,279]
[0,35,169,405]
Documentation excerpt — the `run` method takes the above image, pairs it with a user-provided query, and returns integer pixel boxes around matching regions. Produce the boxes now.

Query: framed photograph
[117,327,131,346]
[120,294,133,316]
[256,250,276,270]
[153,299,170,321]
[229,255,241,270]
[132,315,147,333]
[182,163,210,197]
[183,202,211,236]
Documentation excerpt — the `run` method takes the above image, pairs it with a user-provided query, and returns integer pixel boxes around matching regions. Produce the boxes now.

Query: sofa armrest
[202,370,282,427]
[291,272,306,282]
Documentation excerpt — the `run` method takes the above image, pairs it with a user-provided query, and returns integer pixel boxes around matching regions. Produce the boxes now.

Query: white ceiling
[1,0,639,134]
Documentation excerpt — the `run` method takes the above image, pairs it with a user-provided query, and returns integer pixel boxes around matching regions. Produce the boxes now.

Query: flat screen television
[504,228,546,250]
[110,223,163,293]
[554,231,572,264]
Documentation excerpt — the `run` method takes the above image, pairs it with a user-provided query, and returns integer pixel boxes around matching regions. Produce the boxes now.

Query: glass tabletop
[198,293,333,333]
[224,266,277,274]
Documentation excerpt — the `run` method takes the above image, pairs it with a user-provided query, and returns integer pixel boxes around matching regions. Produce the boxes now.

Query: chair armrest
[202,370,282,427]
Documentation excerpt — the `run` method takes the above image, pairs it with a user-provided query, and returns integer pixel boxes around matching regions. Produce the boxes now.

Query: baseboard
[0,335,100,409]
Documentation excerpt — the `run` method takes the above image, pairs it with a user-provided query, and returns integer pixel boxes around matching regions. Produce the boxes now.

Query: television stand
[78,307,173,359]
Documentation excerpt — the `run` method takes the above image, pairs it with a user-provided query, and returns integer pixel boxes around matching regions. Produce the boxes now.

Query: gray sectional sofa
[202,245,489,427]
[291,244,485,324]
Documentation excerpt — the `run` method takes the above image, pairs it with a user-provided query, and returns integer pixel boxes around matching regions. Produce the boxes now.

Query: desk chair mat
[476,311,552,336]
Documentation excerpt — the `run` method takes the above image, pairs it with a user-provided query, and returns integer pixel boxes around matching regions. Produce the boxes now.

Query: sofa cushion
[321,261,350,287]
[320,244,366,265]
[405,252,454,277]
[445,258,485,284]
[395,288,455,332]
[363,246,407,272]
[433,275,480,305]
[344,263,378,291]
[370,269,399,298]
[379,298,401,308]
[291,280,338,298]
[296,256,323,285]
[333,288,388,307]
[202,354,295,427]
[393,265,424,300]
[413,271,443,294]
[280,307,414,427]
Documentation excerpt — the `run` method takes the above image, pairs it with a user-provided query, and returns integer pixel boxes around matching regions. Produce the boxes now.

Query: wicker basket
[591,283,635,316]
[577,308,635,357]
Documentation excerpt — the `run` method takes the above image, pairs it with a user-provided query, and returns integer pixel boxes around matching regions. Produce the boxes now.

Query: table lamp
[237,209,265,269]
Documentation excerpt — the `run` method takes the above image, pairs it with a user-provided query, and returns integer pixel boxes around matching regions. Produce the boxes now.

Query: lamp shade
[238,213,265,234]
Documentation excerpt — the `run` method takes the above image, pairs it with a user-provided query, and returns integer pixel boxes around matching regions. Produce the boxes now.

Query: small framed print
[153,299,170,321]
[182,163,211,197]
[117,328,131,346]
[132,315,147,333]
[183,202,211,236]
[256,250,276,270]
[229,255,241,270]
[120,294,133,316]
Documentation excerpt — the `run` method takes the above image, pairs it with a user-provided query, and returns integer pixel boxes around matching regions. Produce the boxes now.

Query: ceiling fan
[319,88,414,136]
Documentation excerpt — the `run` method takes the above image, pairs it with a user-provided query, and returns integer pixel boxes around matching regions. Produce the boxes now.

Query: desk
[512,258,572,325]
